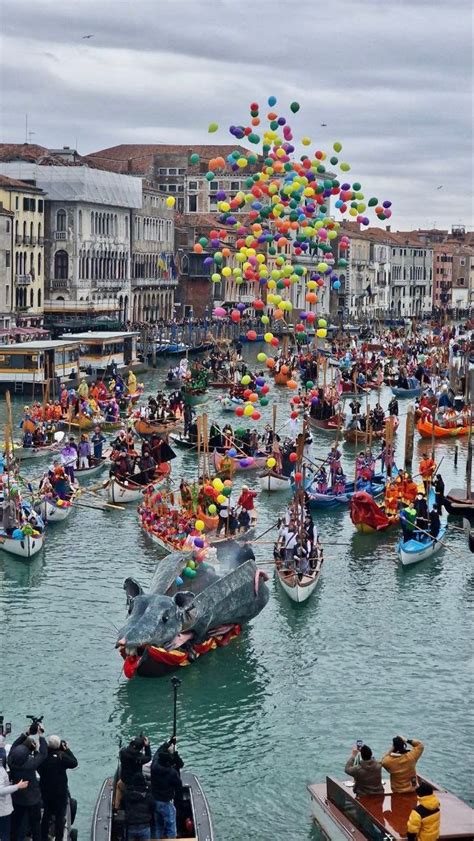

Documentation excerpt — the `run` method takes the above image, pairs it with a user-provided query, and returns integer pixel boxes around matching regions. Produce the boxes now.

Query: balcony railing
[16,274,33,286]
[51,278,69,289]
[54,231,67,241]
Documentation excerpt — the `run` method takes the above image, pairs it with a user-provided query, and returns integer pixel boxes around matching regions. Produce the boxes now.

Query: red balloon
[292,395,301,404]
[254,299,265,309]
[260,384,269,394]
[243,389,252,399]
[235,407,244,417]
[246,330,257,341]
[289,452,298,463]
[306,312,316,322]
[294,471,302,482]
[291,411,299,419]
[251,411,261,420]
[231,310,241,322]
[270,337,279,347]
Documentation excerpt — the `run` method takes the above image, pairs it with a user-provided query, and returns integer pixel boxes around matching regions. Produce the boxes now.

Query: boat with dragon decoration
[350,490,399,533]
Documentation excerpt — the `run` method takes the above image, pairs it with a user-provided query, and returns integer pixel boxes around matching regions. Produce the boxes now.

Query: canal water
[1,351,472,841]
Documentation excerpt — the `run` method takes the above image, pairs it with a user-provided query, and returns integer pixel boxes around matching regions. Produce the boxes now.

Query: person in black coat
[122,773,155,841]
[115,737,151,809]
[38,737,78,841]
[150,751,183,840]
[429,505,441,538]
[434,473,445,513]
[8,730,47,841]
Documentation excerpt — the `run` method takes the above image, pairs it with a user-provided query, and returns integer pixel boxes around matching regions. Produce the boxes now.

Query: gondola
[75,454,111,481]
[4,431,65,461]
[306,480,384,511]
[343,416,399,444]
[257,470,291,492]
[106,463,171,504]
[391,384,422,398]
[213,449,268,473]
[275,548,323,603]
[417,417,472,438]
[134,418,180,437]
[308,415,342,433]
[397,525,447,566]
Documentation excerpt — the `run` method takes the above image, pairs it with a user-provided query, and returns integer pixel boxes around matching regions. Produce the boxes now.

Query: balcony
[16,274,33,286]
[30,236,37,246]
[131,277,178,288]
[54,231,67,241]
[51,278,70,289]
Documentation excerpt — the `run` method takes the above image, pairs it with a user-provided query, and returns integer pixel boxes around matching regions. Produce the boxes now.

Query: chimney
[127,158,133,173]
[385,225,391,232]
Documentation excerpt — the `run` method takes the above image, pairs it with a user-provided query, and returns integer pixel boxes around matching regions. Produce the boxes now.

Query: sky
[1,0,472,231]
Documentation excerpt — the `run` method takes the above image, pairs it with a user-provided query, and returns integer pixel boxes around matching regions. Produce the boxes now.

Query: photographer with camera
[0,735,29,841]
[382,735,424,793]
[8,717,47,841]
[114,735,151,810]
[344,742,384,797]
[38,736,78,841]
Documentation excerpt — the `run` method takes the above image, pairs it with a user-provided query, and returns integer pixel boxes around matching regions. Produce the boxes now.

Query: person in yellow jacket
[127,369,137,393]
[407,782,440,841]
[381,736,424,793]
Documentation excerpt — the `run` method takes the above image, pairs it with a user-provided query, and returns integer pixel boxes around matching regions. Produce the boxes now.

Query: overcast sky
[1,0,472,230]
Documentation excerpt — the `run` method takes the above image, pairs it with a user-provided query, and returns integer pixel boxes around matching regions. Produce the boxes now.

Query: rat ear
[173,591,195,611]
[123,577,142,613]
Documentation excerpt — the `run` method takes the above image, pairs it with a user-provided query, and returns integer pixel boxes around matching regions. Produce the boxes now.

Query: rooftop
[85,143,251,175]
[3,340,80,351]
[0,143,85,167]
[59,331,140,341]
[0,164,142,208]
[0,173,44,193]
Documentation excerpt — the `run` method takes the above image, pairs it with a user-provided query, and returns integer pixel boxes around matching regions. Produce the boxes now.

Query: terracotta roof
[0,173,44,193]
[85,144,251,175]
[0,143,84,167]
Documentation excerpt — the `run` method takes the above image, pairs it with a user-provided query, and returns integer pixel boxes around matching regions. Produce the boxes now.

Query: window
[178,168,186,175]
[460,258,466,266]
[37,288,42,308]
[38,200,43,212]
[56,209,67,232]
[231,181,240,191]
[15,197,19,210]
[209,182,218,191]
[5,251,10,268]
[159,184,167,192]
[37,252,41,275]
[159,168,167,175]
[188,195,197,212]
[458,277,465,286]
[37,222,42,241]
[78,209,82,236]
[168,168,177,175]
[23,197,36,211]
[54,250,69,279]
[168,184,177,193]
[5,220,10,233]
[30,288,34,308]
[177,185,184,193]
[188,181,198,190]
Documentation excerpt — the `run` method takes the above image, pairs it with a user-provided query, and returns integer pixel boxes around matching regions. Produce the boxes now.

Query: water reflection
[1,552,45,587]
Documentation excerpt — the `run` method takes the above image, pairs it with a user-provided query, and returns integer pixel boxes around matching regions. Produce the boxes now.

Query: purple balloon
[239,458,249,468]
[194,537,205,549]
[216,190,227,200]
[256,376,265,387]
[311,397,319,405]
[341,182,351,191]
[203,257,213,267]
[278,117,286,125]
[237,302,246,311]
[383,200,392,208]
[300,311,308,320]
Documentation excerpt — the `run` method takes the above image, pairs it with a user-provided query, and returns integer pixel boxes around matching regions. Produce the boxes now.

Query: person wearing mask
[344,744,384,797]
[38,736,78,841]
[406,782,441,841]
[8,728,47,841]
[0,737,28,841]
[150,749,183,840]
[122,772,155,841]
[433,473,445,513]
[115,737,151,809]
[381,736,424,793]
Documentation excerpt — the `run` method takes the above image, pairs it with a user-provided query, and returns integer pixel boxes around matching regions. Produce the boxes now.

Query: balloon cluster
[195,96,392,337]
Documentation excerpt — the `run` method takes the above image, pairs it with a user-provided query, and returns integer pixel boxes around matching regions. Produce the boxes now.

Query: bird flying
[82,34,94,39]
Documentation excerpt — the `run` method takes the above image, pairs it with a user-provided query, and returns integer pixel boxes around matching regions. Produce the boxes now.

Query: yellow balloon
[166,196,175,208]
[244,404,254,416]
[195,520,205,532]
[213,478,224,491]
[266,457,276,468]
[264,332,274,343]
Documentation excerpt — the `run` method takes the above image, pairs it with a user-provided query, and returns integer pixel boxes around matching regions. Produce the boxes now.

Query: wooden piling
[404,405,415,471]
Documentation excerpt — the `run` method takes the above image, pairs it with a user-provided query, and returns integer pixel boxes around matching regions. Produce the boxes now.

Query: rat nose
[116,637,126,648]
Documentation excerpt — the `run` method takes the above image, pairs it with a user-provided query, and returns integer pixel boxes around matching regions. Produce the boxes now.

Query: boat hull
[258,472,291,492]
[417,418,471,438]
[0,532,44,559]
[397,526,446,566]
[134,419,178,437]
[7,442,62,461]
[391,385,422,398]
[213,449,267,473]
[38,498,73,523]
[107,478,144,504]
[75,458,109,481]
[276,567,322,602]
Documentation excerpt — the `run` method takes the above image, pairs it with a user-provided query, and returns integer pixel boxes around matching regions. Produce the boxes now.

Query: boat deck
[308,776,473,840]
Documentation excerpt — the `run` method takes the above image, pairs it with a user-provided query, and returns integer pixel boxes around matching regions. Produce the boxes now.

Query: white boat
[276,551,324,603]
[258,471,291,492]
[4,431,65,461]
[106,476,144,504]
[74,453,111,482]
[0,531,45,559]
[37,496,74,523]
[397,525,447,566]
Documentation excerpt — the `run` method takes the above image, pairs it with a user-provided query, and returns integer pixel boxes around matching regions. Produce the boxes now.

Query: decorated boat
[397,525,446,566]
[308,774,474,840]
[417,417,472,438]
[0,501,45,560]
[116,551,269,678]
[36,495,74,524]
[213,449,268,473]
[106,463,171,504]
[275,548,324,603]
[343,415,399,444]
[4,431,65,461]
[134,417,179,437]
[308,415,342,433]
[350,490,399,533]
[306,480,384,511]
[258,470,291,492]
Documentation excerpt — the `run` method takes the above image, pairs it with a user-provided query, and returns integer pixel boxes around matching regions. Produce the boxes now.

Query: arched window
[30,288,34,308]
[23,220,27,240]
[37,221,42,242]
[78,210,82,236]
[30,221,34,242]
[91,211,95,234]
[37,252,42,276]
[37,288,42,308]
[54,250,69,279]
[125,215,129,239]
[56,209,66,232]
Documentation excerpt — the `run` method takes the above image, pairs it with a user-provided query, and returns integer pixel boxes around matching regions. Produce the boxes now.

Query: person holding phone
[344,743,384,797]
[0,736,29,841]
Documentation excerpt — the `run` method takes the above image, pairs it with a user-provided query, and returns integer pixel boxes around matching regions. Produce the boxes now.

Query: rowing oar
[72,499,125,512]
[403,524,445,545]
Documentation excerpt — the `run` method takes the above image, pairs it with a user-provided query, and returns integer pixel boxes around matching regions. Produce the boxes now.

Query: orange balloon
[193,243,203,253]
[273,308,284,319]
[222,247,231,257]
[248,393,258,403]
[287,380,298,390]
[305,292,317,304]
[266,358,276,369]
[251,117,260,126]
[281,365,289,375]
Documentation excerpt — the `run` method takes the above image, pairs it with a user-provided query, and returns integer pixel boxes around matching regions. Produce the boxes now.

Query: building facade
[0,174,45,326]
[0,164,142,331]
[0,207,13,328]
[131,185,176,324]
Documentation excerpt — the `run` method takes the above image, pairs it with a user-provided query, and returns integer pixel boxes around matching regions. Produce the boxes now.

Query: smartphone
[5,723,11,735]
[356,739,363,750]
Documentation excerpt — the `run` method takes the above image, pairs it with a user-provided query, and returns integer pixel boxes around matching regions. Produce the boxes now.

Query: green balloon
[352,182,361,191]
[338,258,348,267]
[199,237,208,247]
[294,265,304,276]
[306,380,314,388]
[190,153,200,164]
[330,156,338,165]
[205,171,215,181]
[223,486,232,497]
[259,397,269,406]
[290,101,300,113]
[317,165,326,173]
[270,120,279,131]
[368,197,378,206]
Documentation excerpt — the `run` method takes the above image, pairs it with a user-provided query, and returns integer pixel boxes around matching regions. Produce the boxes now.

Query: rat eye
[162,611,170,623]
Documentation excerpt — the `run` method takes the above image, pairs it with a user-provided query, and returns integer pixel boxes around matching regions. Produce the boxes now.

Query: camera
[27,715,44,735]
[0,716,12,737]
[356,739,363,750]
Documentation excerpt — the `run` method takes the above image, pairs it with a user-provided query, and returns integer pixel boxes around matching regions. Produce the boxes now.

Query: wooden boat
[308,774,473,841]
[308,415,342,433]
[0,531,44,559]
[397,525,446,566]
[343,416,399,444]
[350,491,399,533]
[59,415,97,431]
[37,495,74,523]
[75,454,110,481]
[276,550,323,603]
[196,506,219,531]
[258,471,291,492]
[391,384,422,398]
[134,418,179,437]
[4,432,65,461]
[92,771,214,841]
[307,481,384,511]
[107,463,171,504]
[417,417,472,438]
[209,380,233,388]
[213,449,268,473]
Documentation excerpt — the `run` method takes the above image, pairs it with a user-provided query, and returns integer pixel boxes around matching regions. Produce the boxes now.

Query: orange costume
[419,456,436,483]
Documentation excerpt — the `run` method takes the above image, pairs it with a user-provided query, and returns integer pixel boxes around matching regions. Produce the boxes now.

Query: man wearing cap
[344,744,384,797]
[406,782,440,841]
[381,736,424,793]
[38,736,78,841]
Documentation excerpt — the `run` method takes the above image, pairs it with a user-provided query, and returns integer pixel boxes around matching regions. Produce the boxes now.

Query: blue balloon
[268,95,277,106]
[175,576,184,586]
[333,280,341,290]
[228,448,237,457]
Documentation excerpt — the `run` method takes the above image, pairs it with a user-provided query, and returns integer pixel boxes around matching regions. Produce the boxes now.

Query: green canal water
[1,352,473,841]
